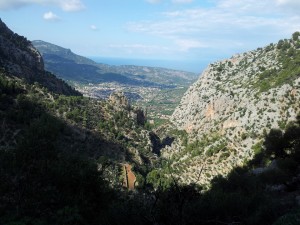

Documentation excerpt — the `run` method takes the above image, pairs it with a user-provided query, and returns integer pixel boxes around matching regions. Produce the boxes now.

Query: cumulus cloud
[43,11,60,21]
[0,0,85,11]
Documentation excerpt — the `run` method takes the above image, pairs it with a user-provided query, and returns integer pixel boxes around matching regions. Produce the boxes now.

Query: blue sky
[1,0,300,73]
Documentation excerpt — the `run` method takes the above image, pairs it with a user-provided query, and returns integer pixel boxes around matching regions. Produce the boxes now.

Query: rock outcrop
[0,19,80,96]
[0,19,44,77]
[165,32,300,186]
[109,91,130,109]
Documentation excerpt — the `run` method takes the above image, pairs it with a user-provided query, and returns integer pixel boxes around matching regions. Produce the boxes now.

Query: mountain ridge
[32,40,198,124]
[163,32,300,186]
[2,18,300,225]
[32,40,198,86]
[0,19,80,96]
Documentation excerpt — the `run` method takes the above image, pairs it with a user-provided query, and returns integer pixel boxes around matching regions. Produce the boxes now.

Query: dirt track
[123,164,136,190]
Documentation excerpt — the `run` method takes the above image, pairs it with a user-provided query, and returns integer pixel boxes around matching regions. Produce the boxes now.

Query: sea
[89,57,204,74]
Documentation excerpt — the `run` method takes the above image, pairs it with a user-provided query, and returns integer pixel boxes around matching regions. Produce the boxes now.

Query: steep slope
[166,32,300,185]
[2,19,300,225]
[0,19,79,96]
[0,19,158,185]
[33,40,99,66]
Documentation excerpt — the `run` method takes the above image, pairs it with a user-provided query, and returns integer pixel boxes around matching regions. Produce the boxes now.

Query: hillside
[0,20,80,96]
[2,19,300,225]
[32,40,197,86]
[0,18,159,193]
[0,18,178,187]
[162,32,300,186]
[32,40,198,124]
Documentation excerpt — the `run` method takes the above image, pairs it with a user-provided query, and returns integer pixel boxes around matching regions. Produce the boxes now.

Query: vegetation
[136,87,189,127]
[0,19,31,51]
[256,32,300,92]
[2,97,300,224]
[128,116,300,225]
[0,75,109,224]
[2,21,300,225]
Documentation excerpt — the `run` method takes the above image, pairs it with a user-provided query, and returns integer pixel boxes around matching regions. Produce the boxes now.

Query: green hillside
[1,19,300,225]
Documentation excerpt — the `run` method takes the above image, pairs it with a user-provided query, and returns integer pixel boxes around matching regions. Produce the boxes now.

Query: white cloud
[146,0,162,4]
[108,40,205,56]
[59,0,85,11]
[0,0,85,11]
[90,25,98,30]
[43,11,60,21]
[146,0,194,4]
[175,39,207,51]
[172,0,193,3]
[0,0,29,9]
[109,43,170,55]
[275,0,300,12]
[276,0,300,6]
[127,0,300,54]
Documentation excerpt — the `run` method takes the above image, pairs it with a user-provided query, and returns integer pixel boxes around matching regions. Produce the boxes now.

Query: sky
[1,0,300,73]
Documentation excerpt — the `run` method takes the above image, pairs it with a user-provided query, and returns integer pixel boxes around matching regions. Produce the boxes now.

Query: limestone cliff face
[166,33,300,186]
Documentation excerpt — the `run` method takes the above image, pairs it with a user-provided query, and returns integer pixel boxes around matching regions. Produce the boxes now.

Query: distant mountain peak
[32,40,96,65]
[32,40,198,88]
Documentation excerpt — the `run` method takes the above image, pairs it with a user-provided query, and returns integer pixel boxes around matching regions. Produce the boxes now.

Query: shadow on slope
[0,75,129,225]
[1,71,300,225]
[105,117,300,225]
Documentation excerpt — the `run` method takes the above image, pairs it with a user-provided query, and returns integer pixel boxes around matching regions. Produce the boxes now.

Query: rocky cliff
[165,32,300,186]
[0,19,80,96]
[0,19,44,76]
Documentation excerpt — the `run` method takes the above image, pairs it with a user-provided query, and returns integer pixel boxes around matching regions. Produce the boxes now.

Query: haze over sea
[89,57,204,74]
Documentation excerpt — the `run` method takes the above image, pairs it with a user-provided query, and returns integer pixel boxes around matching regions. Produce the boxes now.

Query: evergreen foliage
[1,26,300,224]
[1,75,300,225]
[256,33,300,92]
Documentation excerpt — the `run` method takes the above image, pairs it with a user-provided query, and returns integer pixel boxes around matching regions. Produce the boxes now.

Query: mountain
[32,40,197,87]
[32,40,198,124]
[162,32,300,185]
[32,40,155,86]
[0,19,163,223]
[32,40,99,66]
[0,19,159,181]
[0,19,80,96]
[2,19,300,225]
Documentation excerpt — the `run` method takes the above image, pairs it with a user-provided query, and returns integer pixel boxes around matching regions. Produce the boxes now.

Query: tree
[292,31,300,41]
[264,129,285,158]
